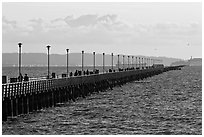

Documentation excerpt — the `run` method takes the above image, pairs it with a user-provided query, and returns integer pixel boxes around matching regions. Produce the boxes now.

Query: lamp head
[66,49,69,52]
[47,45,51,50]
[18,42,22,47]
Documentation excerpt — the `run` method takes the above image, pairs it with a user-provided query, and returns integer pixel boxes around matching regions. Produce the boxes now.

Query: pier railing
[2,66,184,121]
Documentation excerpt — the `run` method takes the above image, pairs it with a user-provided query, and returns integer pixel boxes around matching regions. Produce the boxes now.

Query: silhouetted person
[78,70,82,76]
[18,73,23,82]
[86,69,89,75]
[24,74,29,81]
[109,69,112,72]
[74,70,78,76]
[70,72,73,77]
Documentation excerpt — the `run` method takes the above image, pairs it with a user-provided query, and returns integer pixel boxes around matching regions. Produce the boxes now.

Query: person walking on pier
[18,73,23,82]
[24,74,29,81]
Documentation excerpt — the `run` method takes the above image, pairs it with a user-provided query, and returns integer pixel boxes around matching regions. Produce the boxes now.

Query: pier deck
[2,66,183,121]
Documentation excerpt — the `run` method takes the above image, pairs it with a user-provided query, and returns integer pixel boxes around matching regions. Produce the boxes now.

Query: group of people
[18,73,29,82]
[17,67,141,82]
[71,69,100,77]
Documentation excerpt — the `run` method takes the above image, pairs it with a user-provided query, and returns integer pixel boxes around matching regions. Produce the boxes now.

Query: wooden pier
[2,66,184,121]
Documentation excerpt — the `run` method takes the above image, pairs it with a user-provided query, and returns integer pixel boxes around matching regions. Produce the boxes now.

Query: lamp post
[66,49,69,77]
[103,53,105,73]
[132,56,134,68]
[111,53,113,70]
[46,45,51,79]
[123,55,125,69]
[93,52,95,71]
[117,54,120,70]
[18,42,22,77]
[82,50,84,75]
[128,56,130,69]
[144,58,146,68]
[135,57,137,68]
[147,58,149,68]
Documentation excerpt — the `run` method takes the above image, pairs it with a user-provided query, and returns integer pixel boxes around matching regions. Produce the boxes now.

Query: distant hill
[2,53,182,67]
[189,58,202,66]
[171,58,202,66]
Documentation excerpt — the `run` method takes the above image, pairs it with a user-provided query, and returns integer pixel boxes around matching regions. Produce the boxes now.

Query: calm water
[2,66,116,79]
[2,66,202,135]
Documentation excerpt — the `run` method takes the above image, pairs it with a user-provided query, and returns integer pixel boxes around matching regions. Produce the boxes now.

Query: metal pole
[132,56,134,68]
[135,57,137,68]
[138,57,140,69]
[82,50,84,75]
[18,43,22,76]
[123,55,125,69]
[117,54,119,70]
[144,58,146,68]
[103,53,105,73]
[111,53,113,70]
[93,52,95,71]
[47,45,51,79]
[66,49,69,77]
[147,58,149,68]
[128,56,130,69]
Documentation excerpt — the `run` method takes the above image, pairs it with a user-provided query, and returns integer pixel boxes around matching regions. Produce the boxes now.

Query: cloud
[2,16,17,33]
[2,15,202,53]
[64,14,98,27]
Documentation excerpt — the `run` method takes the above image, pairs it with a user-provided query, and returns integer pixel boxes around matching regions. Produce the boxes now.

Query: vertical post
[128,56,130,69]
[147,58,149,68]
[66,49,69,77]
[82,50,84,75]
[152,59,154,65]
[142,58,143,69]
[139,57,140,69]
[132,56,134,68]
[93,52,95,71]
[152,59,154,66]
[117,54,120,71]
[46,45,51,79]
[135,57,137,68]
[111,53,113,70]
[103,53,105,73]
[18,43,22,76]
[144,58,146,68]
[123,55,125,69]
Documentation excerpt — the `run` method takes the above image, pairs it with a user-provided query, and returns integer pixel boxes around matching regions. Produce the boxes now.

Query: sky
[2,2,202,59]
